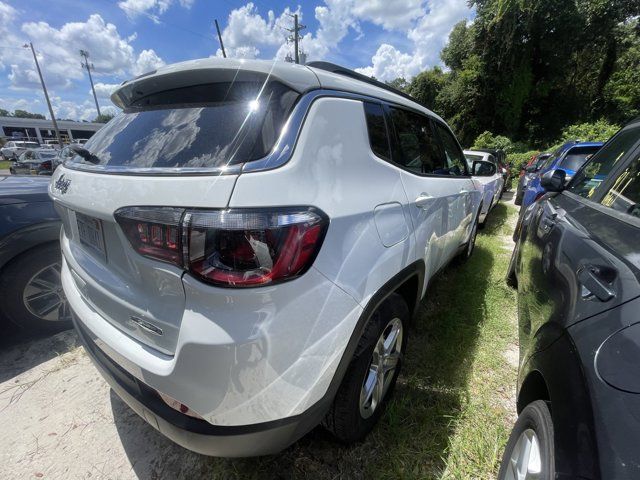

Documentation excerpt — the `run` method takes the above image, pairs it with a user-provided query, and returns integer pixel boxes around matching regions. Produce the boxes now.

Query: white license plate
[76,212,106,257]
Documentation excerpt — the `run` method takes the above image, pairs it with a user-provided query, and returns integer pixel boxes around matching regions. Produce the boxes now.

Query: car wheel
[455,208,480,264]
[498,400,555,480]
[323,293,408,443]
[0,242,72,332]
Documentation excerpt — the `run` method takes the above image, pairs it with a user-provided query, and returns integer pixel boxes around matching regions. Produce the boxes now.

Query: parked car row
[5,143,82,176]
[1,138,89,162]
[501,118,640,479]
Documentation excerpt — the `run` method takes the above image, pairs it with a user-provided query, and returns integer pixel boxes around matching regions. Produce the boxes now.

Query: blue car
[521,141,603,209]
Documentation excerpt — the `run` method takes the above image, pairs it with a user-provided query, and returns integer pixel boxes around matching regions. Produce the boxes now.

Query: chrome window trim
[63,89,434,176]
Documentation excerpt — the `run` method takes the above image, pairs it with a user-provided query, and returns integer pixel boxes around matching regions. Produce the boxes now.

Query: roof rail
[305,61,424,107]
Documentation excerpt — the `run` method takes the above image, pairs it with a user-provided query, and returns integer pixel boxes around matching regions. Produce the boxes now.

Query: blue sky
[0,0,474,121]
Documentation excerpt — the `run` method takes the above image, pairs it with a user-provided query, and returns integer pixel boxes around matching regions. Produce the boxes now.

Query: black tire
[0,243,72,332]
[515,192,523,206]
[455,207,480,264]
[498,400,555,480]
[323,293,409,443]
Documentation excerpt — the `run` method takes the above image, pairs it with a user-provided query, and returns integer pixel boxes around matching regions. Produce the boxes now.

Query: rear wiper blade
[70,145,101,165]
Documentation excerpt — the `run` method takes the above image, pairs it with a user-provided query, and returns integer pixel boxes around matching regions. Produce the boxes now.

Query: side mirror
[472,160,497,177]
[540,169,566,192]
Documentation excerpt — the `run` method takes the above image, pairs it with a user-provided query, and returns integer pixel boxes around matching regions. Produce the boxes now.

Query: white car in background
[1,140,41,160]
[50,58,485,457]
[465,149,504,225]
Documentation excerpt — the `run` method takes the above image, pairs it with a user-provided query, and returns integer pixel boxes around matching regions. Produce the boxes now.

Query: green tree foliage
[472,131,514,153]
[12,109,46,119]
[559,119,621,144]
[0,109,9,117]
[407,67,448,108]
[386,77,409,92]
[93,113,115,123]
[407,1,640,148]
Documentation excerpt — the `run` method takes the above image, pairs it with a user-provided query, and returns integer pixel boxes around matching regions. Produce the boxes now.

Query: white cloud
[357,0,474,80]
[133,49,165,75]
[353,0,424,30]
[117,0,192,22]
[216,3,294,59]
[93,82,121,99]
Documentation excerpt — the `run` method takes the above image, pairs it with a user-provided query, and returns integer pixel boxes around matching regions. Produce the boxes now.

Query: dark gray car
[0,175,70,331]
[501,118,640,479]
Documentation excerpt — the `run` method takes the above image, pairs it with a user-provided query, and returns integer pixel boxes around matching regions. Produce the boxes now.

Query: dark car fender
[518,329,599,479]
[0,220,62,271]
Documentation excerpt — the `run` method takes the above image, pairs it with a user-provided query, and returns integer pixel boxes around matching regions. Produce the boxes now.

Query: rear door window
[434,123,468,176]
[388,107,445,175]
[599,150,640,218]
[363,102,390,160]
[68,80,299,169]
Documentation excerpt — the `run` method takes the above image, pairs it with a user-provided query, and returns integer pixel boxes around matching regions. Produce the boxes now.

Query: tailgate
[49,166,238,355]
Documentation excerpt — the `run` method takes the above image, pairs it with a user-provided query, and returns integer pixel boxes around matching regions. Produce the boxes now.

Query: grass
[0,160,10,170]
[173,201,520,479]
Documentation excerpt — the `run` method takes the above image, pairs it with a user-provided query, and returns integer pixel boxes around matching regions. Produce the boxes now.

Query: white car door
[386,107,471,289]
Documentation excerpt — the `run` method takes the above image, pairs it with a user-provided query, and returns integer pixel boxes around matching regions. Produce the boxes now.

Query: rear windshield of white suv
[68,80,299,169]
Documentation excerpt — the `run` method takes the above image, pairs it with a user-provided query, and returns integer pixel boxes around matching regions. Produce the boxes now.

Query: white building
[0,116,104,143]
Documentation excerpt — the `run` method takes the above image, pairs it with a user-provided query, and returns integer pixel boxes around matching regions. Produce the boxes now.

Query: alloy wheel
[505,428,542,480]
[359,317,403,419]
[22,262,71,322]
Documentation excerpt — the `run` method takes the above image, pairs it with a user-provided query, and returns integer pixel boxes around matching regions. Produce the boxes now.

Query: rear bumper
[73,314,325,456]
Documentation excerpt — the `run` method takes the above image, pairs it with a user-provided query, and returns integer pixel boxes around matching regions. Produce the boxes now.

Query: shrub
[508,150,540,172]
[472,131,515,153]
[557,119,620,146]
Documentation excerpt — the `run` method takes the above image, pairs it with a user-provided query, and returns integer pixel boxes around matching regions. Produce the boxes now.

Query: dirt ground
[0,192,521,480]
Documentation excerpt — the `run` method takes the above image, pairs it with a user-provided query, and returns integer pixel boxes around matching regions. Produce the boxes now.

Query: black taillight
[114,207,328,287]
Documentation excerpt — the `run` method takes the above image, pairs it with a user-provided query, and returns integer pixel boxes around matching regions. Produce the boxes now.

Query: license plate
[76,212,106,258]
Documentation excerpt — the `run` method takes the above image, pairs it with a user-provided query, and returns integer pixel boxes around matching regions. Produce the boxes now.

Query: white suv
[49,59,484,456]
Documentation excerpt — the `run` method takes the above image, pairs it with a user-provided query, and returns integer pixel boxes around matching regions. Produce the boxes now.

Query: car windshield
[558,146,601,172]
[69,80,299,170]
[36,151,57,159]
[17,142,40,148]
[465,154,484,163]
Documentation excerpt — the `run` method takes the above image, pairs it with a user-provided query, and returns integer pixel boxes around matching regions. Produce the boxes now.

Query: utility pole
[286,14,306,64]
[80,49,101,117]
[23,42,62,146]
[215,19,226,58]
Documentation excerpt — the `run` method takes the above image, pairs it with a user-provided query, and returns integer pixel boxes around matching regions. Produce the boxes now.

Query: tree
[407,67,448,109]
[0,108,9,117]
[386,77,409,92]
[13,109,45,119]
[94,113,114,123]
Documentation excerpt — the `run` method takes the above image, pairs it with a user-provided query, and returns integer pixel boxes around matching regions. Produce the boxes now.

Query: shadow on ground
[0,318,76,383]
[111,206,510,479]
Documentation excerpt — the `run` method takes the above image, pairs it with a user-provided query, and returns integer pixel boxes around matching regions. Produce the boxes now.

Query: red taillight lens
[115,207,184,265]
[41,161,52,170]
[115,207,328,288]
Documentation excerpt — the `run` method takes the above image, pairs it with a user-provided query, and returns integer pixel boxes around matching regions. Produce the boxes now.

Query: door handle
[415,193,433,208]
[578,267,616,302]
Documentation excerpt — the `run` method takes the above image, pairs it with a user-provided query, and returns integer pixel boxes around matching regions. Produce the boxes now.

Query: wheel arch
[517,369,550,414]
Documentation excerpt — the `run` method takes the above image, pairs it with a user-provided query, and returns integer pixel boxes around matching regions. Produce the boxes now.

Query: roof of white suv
[111,58,443,123]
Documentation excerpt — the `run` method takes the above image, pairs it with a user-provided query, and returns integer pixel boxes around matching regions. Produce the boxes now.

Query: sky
[0,0,475,121]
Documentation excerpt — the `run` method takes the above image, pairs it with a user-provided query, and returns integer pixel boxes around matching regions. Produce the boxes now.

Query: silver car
[1,140,41,160]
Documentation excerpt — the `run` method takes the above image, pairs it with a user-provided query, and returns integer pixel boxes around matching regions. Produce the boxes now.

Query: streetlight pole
[24,42,62,145]
[80,49,101,117]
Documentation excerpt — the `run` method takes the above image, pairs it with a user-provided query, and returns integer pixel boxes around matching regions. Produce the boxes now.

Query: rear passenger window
[363,102,390,160]
[388,107,445,175]
[599,152,640,218]
[434,123,468,176]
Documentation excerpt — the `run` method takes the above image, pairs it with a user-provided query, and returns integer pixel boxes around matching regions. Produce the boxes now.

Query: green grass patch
[192,202,520,479]
[0,160,10,170]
